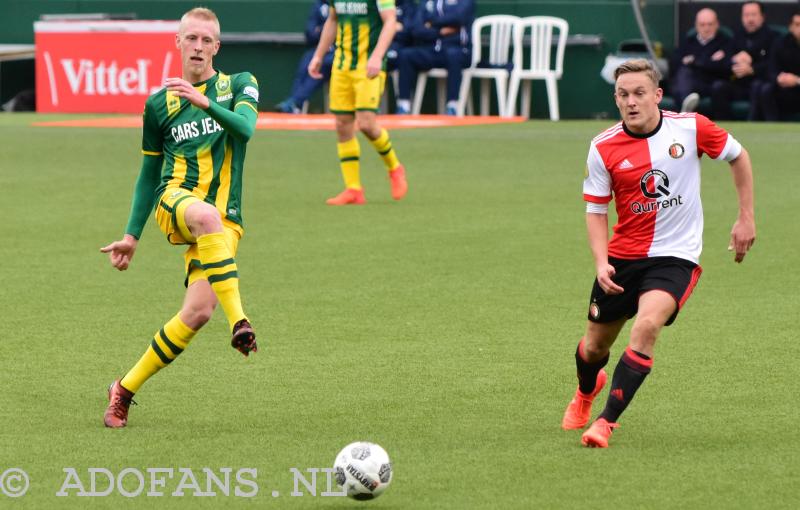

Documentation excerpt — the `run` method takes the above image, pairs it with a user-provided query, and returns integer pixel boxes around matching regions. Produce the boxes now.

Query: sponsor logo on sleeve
[243,86,259,102]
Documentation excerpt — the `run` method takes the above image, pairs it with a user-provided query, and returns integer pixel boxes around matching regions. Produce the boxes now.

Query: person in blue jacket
[275,0,335,113]
[395,0,474,115]
[386,0,418,72]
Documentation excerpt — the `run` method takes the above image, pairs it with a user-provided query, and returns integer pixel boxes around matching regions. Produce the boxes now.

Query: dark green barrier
[0,0,677,118]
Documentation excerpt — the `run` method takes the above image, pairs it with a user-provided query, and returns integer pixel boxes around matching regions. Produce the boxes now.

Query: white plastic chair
[411,68,448,114]
[384,70,400,114]
[457,15,519,117]
[301,83,329,113]
[506,16,568,121]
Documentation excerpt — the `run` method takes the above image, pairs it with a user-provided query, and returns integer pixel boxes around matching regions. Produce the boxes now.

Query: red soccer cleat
[561,369,608,430]
[231,319,258,357]
[581,418,619,448]
[104,380,136,428]
[389,165,407,200]
[326,188,366,206]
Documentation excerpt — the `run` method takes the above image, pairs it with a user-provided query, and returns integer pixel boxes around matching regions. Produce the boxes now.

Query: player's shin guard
[575,337,609,395]
[368,128,401,172]
[120,314,197,393]
[337,137,362,190]
[197,232,246,330]
[599,347,653,423]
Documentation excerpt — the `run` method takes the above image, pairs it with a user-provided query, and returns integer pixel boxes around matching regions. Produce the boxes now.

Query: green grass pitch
[0,114,797,509]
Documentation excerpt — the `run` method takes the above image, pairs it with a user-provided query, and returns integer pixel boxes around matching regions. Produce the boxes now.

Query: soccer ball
[333,441,393,500]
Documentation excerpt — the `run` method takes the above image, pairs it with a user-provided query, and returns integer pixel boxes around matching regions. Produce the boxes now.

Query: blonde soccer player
[101,7,260,428]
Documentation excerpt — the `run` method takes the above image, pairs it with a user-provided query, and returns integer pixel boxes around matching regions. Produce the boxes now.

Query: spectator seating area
[662,23,798,121]
[413,15,569,119]
[301,14,571,120]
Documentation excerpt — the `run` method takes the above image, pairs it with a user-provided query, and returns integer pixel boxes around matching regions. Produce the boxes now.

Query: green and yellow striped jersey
[332,0,396,71]
[141,70,259,227]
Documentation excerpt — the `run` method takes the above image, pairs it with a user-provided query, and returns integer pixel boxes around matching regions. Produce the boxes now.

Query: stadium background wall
[0,0,676,118]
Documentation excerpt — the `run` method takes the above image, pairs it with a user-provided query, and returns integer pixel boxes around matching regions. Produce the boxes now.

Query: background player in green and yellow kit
[100,7,260,428]
[309,0,408,205]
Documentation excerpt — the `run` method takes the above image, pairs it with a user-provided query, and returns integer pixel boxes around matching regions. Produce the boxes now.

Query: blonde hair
[179,7,220,39]
[614,59,662,87]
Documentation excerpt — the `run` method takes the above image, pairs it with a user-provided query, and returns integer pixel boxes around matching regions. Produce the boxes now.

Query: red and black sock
[599,347,653,423]
[575,338,609,395]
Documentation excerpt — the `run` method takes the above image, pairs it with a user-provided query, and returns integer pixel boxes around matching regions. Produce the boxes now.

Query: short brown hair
[614,59,662,87]
[180,7,220,39]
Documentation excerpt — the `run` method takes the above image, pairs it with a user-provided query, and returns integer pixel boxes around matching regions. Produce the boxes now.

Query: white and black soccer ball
[333,441,393,500]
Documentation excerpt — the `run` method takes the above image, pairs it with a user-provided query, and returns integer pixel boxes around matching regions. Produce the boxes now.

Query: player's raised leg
[182,200,256,355]
[562,319,624,430]
[582,290,674,447]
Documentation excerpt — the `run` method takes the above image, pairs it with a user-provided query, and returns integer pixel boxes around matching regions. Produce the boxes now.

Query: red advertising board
[35,21,182,113]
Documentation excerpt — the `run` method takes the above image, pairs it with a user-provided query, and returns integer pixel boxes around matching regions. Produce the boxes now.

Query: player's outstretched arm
[100,154,161,271]
[728,147,756,263]
[586,212,624,295]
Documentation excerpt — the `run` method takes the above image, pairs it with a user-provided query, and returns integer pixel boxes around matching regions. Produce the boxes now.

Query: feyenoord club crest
[668,142,685,159]
[589,302,600,320]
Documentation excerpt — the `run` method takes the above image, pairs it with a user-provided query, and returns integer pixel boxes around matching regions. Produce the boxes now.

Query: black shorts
[587,256,702,326]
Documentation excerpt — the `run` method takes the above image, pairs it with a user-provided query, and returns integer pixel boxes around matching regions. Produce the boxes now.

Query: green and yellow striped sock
[369,128,400,172]
[120,314,196,393]
[337,137,361,190]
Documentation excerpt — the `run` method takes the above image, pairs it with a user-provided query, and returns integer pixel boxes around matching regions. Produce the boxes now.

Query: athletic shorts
[155,187,243,287]
[587,256,702,326]
[329,68,385,114]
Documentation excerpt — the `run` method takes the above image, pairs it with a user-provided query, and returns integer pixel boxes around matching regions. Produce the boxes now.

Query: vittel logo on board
[42,52,173,105]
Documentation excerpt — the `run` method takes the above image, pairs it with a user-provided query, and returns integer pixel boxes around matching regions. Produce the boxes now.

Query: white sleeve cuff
[719,134,743,162]
[586,202,609,214]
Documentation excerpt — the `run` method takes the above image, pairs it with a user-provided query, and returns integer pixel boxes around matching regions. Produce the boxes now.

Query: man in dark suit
[670,8,731,113]
[711,1,778,120]
[759,11,800,121]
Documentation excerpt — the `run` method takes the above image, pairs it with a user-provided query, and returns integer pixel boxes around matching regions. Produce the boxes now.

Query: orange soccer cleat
[581,417,619,448]
[326,188,366,206]
[104,380,136,428]
[561,369,608,430]
[389,165,407,200]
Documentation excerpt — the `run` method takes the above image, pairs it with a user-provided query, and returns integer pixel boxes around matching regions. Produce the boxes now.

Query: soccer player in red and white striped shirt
[561,59,756,448]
